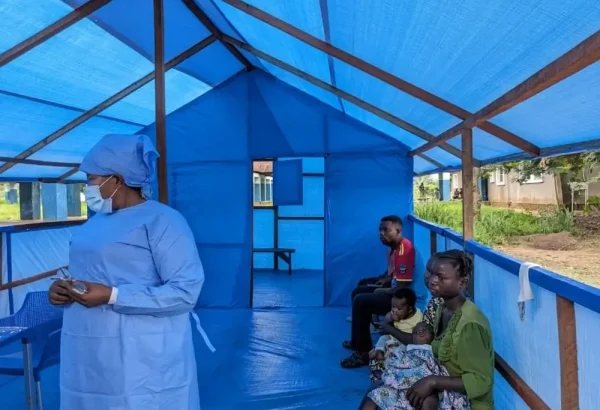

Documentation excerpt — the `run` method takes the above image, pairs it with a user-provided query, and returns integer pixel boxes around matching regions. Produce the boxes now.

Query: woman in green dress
[360,250,494,410]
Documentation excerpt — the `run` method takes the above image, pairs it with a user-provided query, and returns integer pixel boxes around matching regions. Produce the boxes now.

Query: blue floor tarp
[0,271,368,410]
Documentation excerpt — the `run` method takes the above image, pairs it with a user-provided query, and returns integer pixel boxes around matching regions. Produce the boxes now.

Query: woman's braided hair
[427,249,473,280]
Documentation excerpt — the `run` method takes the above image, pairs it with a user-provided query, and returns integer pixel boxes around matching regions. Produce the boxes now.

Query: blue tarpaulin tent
[1,0,600,409]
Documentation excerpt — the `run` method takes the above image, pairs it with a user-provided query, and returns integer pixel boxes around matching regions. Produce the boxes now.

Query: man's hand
[67,281,113,308]
[49,280,73,306]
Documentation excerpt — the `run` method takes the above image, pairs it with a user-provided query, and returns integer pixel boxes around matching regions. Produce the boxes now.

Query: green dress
[432,300,495,410]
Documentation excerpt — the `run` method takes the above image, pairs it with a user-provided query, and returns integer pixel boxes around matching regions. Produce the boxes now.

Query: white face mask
[85,177,119,214]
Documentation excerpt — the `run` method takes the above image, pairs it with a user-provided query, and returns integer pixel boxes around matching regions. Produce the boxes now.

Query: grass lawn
[0,202,88,222]
[414,201,574,245]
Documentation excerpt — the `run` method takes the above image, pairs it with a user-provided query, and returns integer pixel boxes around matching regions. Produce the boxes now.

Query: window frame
[497,169,506,186]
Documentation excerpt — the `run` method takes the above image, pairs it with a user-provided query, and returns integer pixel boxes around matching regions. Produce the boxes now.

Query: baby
[368,322,471,410]
[369,288,423,382]
[370,288,423,360]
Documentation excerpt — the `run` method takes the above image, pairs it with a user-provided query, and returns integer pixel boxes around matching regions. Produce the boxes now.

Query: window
[452,173,459,189]
[489,171,495,183]
[523,173,544,184]
[253,174,261,202]
[497,169,506,186]
[265,176,273,201]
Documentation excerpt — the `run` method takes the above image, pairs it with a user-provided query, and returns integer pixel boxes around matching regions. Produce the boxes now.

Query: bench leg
[288,252,292,275]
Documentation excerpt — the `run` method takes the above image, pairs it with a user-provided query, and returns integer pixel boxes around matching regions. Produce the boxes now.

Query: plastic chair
[0,291,63,410]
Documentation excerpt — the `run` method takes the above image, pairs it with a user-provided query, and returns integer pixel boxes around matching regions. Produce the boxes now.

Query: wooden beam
[556,296,579,409]
[182,0,253,71]
[0,156,79,168]
[430,230,437,256]
[410,117,540,158]
[0,0,112,68]
[222,35,474,164]
[154,0,168,204]
[495,354,551,410]
[0,35,217,176]
[461,128,474,241]
[57,167,81,182]
[221,0,531,158]
[411,32,600,157]
[0,266,67,291]
[419,154,444,169]
[465,30,600,130]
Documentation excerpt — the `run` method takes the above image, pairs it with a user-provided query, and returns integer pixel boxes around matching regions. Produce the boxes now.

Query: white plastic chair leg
[36,380,43,410]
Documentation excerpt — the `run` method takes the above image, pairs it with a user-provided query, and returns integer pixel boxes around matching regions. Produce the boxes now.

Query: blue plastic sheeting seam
[6,233,14,315]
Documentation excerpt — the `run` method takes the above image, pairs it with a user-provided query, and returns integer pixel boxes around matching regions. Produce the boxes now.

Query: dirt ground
[497,229,600,289]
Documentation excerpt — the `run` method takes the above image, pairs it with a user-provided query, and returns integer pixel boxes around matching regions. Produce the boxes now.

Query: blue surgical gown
[60,200,204,410]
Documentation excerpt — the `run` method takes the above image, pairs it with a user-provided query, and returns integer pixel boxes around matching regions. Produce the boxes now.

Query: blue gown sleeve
[112,210,204,316]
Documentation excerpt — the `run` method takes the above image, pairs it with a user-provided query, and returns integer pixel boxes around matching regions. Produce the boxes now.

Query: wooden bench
[252,248,296,275]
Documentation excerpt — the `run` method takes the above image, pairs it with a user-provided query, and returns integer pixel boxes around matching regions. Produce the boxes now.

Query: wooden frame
[221,0,537,157]
[461,128,474,241]
[154,0,168,204]
[0,36,218,177]
[0,0,112,68]
[182,0,253,71]
[222,35,473,166]
[411,30,600,156]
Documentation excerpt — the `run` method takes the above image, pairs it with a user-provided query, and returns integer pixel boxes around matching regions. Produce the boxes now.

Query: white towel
[518,262,540,321]
[190,311,217,353]
[518,262,540,303]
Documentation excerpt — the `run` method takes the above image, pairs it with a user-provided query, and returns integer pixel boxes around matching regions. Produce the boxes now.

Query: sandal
[341,351,369,368]
[342,340,353,350]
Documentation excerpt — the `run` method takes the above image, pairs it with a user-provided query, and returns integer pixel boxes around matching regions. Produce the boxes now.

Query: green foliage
[414,202,574,245]
[0,203,88,221]
[413,176,439,198]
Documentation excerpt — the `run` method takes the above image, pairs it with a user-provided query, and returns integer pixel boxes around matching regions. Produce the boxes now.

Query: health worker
[48,134,213,410]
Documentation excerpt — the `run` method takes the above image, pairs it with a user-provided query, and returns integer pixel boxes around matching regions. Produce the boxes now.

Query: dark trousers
[351,276,388,304]
[350,291,392,352]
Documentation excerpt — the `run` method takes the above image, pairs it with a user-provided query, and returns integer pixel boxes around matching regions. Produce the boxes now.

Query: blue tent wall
[324,154,414,306]
[143,69,412,308]
[143,73,253,308]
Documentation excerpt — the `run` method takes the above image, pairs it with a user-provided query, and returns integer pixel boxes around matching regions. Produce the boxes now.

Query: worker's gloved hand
[49,280,73,305]
[67,281,112,308]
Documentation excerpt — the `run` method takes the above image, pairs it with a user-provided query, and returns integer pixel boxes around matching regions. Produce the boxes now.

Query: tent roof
[1,0,599,181]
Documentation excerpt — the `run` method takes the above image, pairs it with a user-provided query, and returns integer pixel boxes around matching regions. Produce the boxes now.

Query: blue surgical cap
[80,134,159,199]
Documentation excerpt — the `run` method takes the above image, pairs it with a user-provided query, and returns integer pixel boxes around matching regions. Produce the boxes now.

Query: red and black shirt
[386,238,415,282]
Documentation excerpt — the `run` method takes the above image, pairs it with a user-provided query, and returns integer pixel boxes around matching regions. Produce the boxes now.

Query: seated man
[341,215,415,368]
[348,216,414,312]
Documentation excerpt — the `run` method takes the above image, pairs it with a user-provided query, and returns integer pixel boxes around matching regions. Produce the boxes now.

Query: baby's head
[390,288,417,321]
[412,322,434,345]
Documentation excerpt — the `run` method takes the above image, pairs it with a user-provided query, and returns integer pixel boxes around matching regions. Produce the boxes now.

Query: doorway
[251,158,325,308]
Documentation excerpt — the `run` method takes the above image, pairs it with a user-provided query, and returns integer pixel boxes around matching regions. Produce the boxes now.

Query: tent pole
[0,0,112,68]
[221,35,473,165]
[154,0,168,204]
[221,0,535,156]
[461,128,474,242]
[0,36,217,177]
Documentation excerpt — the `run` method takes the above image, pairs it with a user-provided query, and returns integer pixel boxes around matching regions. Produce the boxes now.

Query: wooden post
[430,230,437,256]
[154,0,168,204]
[556,296,579,409]
[461,128,474,241]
